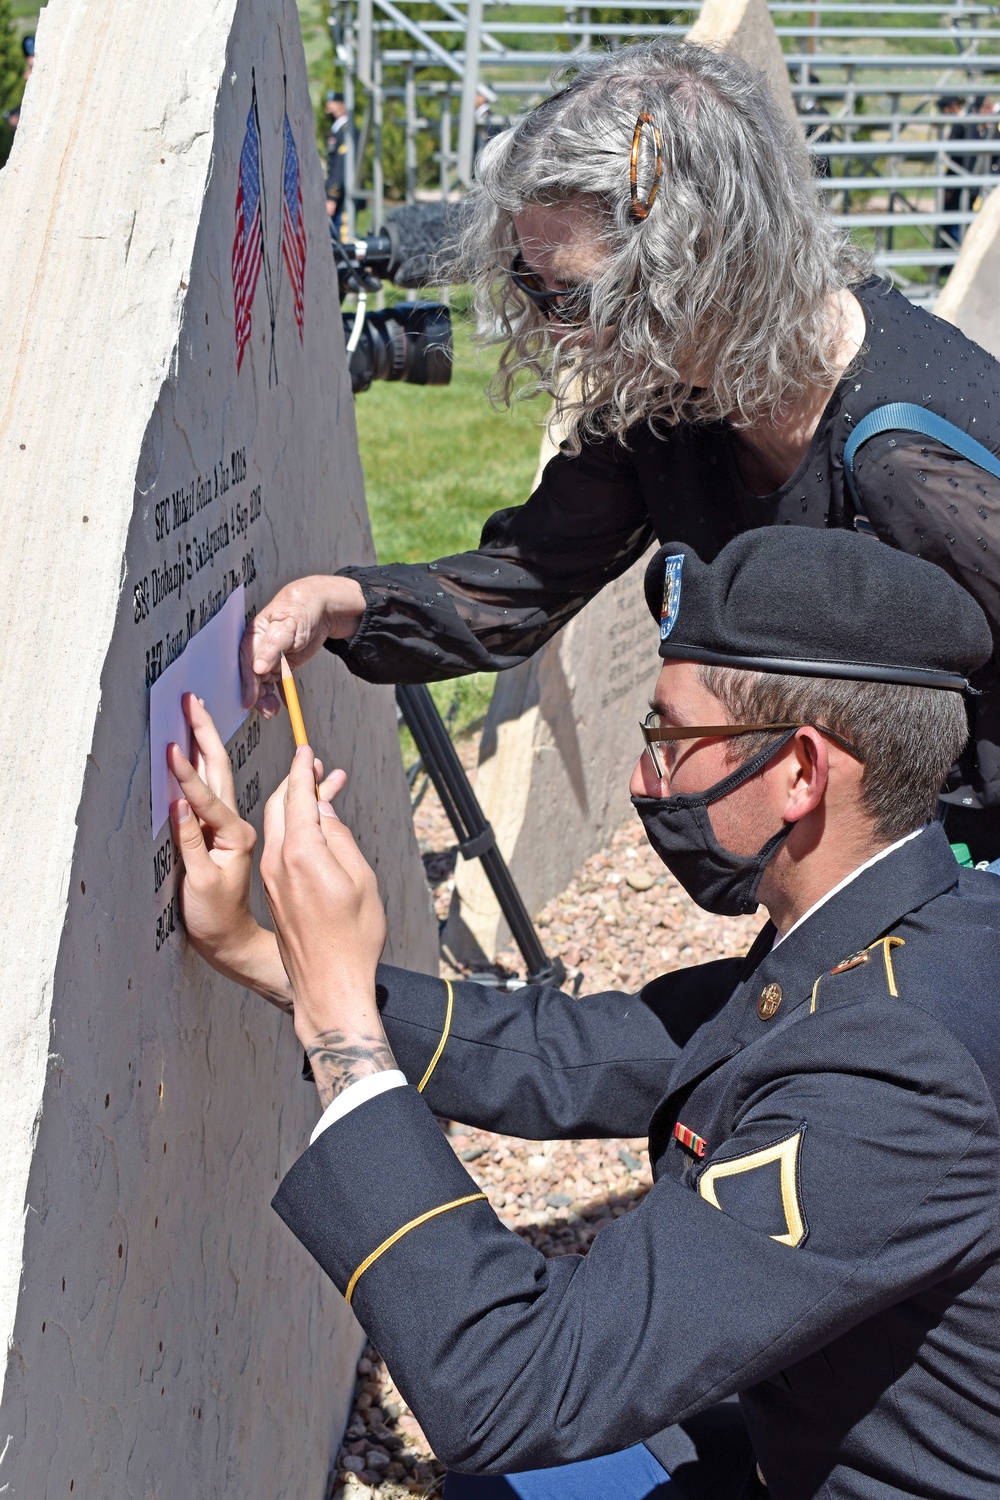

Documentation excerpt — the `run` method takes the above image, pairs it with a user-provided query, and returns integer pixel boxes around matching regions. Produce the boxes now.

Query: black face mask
[630,730,798,916]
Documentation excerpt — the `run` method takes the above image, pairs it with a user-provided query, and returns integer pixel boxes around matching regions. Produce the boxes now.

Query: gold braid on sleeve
[417,978,454,1093]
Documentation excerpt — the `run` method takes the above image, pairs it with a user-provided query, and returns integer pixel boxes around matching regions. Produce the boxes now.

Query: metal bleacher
[331,0,1000,305]
[781,3,1000,302]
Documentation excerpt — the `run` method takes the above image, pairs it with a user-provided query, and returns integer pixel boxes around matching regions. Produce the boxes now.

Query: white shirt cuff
[309,1070,408,1145]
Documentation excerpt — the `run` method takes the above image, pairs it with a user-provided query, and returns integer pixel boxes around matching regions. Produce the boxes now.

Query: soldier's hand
[168,693,260,971]
[168,695,329,1005]
[240,574,366,716]
[260,746,387,1044]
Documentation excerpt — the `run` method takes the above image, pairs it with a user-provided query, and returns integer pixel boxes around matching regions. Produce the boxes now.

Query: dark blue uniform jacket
[273,824,1000,1499]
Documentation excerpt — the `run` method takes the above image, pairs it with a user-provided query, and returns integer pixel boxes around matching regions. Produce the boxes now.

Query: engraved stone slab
[0,2,436,1493]
[446,549,658,965]
[935,186,1000,360]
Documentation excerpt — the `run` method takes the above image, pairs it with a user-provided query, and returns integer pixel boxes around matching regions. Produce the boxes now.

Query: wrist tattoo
[305,1029,397,1110]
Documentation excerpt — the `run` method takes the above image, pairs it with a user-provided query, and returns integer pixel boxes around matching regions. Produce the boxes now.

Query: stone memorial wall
[0,1,436,1494]
[935,185,1000,361]
[445,548,658,966]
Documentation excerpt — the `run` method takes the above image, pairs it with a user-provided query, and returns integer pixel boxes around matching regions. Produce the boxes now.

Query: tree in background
[0,0,21,105]
[0,0,26,169]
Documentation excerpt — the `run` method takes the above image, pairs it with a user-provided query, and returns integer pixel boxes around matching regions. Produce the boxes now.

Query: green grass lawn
[356,314,547,562]
[354,309,550,743]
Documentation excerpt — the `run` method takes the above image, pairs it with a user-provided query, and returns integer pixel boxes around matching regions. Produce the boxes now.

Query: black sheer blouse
[331,279,1000,807]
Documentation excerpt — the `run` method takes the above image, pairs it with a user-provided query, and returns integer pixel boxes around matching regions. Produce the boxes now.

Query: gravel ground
[329,730,763,1499]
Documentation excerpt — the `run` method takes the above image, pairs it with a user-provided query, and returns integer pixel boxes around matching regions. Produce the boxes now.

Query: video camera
[334,201,465,395]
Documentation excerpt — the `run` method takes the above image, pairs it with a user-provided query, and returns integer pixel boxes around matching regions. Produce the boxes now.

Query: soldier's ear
[781,728,829,825]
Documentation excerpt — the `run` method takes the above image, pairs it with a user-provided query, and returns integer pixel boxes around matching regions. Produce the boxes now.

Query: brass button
[757,983,783,1021]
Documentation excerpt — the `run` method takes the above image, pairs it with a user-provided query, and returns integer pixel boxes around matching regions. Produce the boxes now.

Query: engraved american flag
[232,98,264,372]
[281,111,307,341]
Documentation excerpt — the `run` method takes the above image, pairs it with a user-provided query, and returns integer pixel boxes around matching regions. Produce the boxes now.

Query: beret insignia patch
[660,553,684,639]
[697,1131,807,1248]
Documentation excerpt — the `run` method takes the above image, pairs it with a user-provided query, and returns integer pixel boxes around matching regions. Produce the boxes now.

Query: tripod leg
[396,684,565,988]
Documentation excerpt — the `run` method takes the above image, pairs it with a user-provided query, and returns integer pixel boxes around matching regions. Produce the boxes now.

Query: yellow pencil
[279,653,309,747]
[279,653,320,799]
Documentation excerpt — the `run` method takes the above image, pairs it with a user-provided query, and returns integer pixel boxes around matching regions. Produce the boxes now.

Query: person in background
[937,94,978,249]
[324,90,351,241]
[1,34,34,161]
[474,90,504,163]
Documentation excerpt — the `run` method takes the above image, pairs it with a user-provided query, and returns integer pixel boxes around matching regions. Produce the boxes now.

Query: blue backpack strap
[843,400,1000,517]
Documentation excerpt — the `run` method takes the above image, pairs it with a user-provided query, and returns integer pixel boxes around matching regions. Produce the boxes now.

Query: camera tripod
[396,683,566,990]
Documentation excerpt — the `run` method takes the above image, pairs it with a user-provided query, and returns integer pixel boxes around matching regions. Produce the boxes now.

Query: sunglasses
[508,112,663,325]
[640,713,861,781]
[509,253,591,324]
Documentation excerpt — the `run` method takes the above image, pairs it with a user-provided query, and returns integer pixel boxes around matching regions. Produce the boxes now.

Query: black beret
[643,528,992,690]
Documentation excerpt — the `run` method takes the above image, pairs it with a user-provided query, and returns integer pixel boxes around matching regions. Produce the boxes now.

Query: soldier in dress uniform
[171,527,1000,1499]
[324,90,351,241]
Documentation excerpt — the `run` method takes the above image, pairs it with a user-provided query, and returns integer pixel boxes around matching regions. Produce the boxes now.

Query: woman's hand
[239,574,367,717]
[260,745,388,1056]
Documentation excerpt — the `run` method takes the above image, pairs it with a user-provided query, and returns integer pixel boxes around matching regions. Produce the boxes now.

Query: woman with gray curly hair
[245,38,1000,858]
[466,40,868,454]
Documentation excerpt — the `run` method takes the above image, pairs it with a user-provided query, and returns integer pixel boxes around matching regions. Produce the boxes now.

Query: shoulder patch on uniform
[660,554,684,639]
[698,1131,806,1248]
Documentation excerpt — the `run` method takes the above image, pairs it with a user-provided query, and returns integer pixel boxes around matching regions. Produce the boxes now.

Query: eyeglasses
[508,253,590,324]
[639,713,861,781]
[508,109,662,323]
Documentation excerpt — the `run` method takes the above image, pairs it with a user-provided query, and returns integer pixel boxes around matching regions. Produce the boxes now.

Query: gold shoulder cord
[811,936,906,1013]
[417,977,454,1093]
[868,936,905,996]
[345,1192,487,1307]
